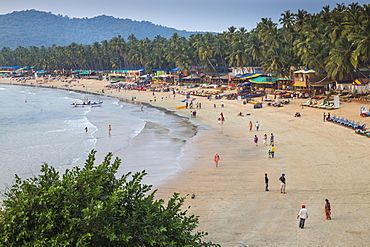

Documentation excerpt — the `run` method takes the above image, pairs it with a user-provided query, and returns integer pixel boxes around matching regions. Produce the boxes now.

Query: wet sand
[2,78,370,246]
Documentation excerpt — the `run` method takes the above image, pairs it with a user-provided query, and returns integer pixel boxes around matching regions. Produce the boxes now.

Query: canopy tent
[234,73,262,80]
[250,77,277,84]
[79,70,96,75]
[293,82,307,87]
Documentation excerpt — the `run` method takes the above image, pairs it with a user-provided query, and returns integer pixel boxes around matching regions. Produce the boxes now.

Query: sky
[0,0,368,33]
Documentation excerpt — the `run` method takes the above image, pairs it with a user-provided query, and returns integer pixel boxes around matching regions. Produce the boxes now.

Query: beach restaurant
[109,68,144,82]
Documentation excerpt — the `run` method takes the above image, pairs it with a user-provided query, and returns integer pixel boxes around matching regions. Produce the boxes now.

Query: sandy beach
[2,78,370,246]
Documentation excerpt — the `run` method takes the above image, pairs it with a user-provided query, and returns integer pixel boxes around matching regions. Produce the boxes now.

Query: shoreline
[2,78,370,246]
[0,81,200,191]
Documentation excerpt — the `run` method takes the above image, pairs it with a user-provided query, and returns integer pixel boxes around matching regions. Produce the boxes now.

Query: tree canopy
[0,3,369,80]
[0,151,219,246]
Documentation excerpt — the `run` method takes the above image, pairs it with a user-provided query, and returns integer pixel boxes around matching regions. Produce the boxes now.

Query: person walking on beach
[220,112,225,124]
[255,121,260,131]
[271,145,275,158]
[268,150,271,158]
[265,173,269,191]
[297,205,308,229]
[221,101,224,107]
[325,199,331,219]
[263,134,267,145]
[270,133,274,145]
[214,153,220,167]
[279,173,286,193]
[254,135,259,146]
[108,125,111,135]
[249,121,253,131]
[323,112,326,121]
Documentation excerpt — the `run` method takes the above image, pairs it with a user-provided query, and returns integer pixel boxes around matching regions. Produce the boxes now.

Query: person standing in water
[108,125,112,135]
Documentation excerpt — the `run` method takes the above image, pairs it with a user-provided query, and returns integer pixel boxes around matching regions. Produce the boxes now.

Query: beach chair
[341,118,348,125]
[325,103,335,110]
[317,102,327,108]
[359,124,366,130]
[348,120,356,128]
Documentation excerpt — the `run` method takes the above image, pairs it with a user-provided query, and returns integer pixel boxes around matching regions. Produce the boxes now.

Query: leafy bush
[0,150,219,246]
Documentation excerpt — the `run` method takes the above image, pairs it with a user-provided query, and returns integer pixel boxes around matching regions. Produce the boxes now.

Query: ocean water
[0,84,197,193]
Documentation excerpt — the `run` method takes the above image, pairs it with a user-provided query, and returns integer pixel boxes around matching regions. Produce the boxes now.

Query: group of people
[84,124,112,135]
[264,173,331,228]
[253,132,275,158]
[217,112,225,124]
[297,199,331,229]
[264,173,285,193]
[249,121,260,131]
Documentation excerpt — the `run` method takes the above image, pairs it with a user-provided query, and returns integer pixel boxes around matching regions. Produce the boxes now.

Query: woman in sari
[325,199,331,219]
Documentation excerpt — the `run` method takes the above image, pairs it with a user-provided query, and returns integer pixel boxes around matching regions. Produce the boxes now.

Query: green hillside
[0,9,201,49]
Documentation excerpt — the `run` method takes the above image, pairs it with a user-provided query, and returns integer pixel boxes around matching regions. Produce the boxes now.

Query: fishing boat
[71,101,103,107]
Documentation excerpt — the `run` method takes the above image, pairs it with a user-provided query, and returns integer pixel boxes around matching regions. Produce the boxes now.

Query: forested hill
[0,9,201,49]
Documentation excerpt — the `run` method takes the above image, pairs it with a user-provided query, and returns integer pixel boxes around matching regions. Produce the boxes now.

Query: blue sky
[0,0,368,32]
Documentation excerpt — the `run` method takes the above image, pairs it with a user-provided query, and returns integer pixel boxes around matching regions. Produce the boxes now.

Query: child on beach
[268,150,271,158]
[218,117,221,124]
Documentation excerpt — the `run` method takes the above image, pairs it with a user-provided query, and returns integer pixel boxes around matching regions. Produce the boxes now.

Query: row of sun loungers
[301,100,336,110]
[354,129,370,137]
[328,115,369,136]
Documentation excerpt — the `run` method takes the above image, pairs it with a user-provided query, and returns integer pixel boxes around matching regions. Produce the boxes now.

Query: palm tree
[325,36,356,80]
[227,36,249,68]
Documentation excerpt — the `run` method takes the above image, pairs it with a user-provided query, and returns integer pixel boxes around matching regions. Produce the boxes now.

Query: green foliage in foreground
[0,151,219,246]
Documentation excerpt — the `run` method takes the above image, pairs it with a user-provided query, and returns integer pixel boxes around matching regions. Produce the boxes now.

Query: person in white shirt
[255,121,260,131]
[297,205,309,229]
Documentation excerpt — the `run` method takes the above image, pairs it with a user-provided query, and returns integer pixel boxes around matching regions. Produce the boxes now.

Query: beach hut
[250,76,278,91]
[293,69,330,93]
